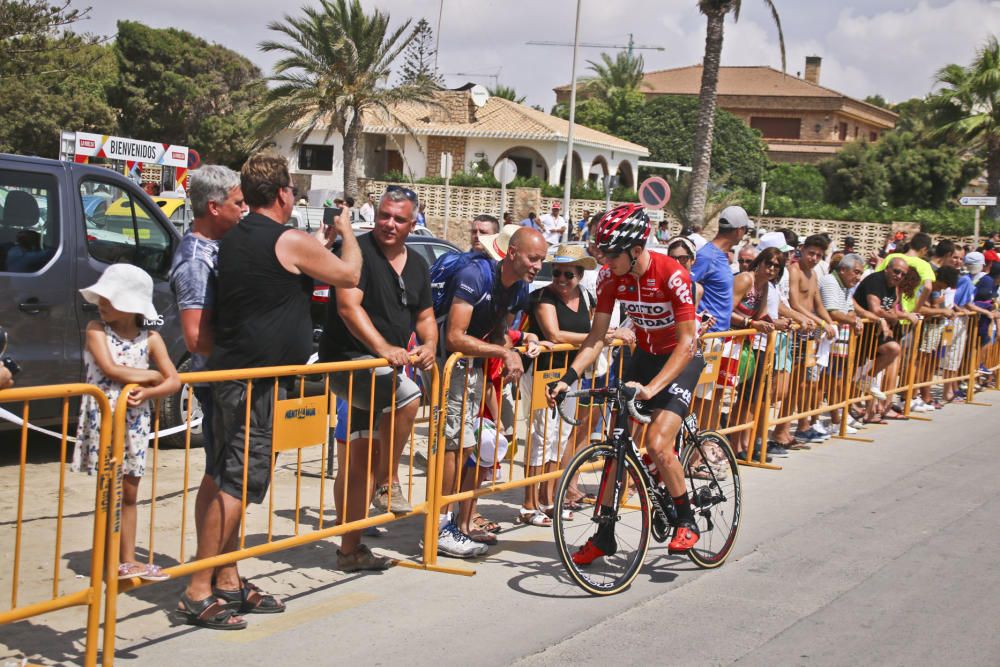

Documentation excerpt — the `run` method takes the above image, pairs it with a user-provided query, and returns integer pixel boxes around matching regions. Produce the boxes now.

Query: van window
[79,180,174,280]
[0,170,59,273]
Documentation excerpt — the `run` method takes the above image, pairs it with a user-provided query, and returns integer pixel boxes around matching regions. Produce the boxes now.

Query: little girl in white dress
[73,264,180,581]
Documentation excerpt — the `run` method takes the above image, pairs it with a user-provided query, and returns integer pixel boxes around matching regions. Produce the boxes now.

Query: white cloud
[78,0,1000,108]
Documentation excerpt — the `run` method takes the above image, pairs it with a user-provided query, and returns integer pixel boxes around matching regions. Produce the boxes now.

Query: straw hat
[479,224,524,261]
[545,243,598,270]
[79,264,158,321]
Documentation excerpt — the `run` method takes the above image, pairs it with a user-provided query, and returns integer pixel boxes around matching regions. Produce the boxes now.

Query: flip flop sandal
[213,577,285,614]
[176,593,247,631]
[564,500,586,511]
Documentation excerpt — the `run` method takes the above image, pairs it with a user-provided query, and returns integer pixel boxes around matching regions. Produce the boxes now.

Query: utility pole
[561,0,583,243]
[434,0,444,70]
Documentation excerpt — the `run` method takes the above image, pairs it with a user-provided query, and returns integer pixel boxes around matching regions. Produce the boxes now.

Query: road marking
[218,591,377,643]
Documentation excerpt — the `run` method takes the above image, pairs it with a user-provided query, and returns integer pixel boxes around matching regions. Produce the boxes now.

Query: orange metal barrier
[689,328,775,469]
[426,342,623,568]
[101,358,441,665]
[0,384,112,667]
[4,313,995,663]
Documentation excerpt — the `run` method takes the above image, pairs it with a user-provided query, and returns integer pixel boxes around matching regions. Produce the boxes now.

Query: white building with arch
[272,86,648,196]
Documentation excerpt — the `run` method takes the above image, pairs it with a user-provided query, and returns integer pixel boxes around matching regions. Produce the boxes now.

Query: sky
[79,0,1000,108]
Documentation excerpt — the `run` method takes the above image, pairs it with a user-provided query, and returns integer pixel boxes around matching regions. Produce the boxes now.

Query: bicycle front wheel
[553,443,651,596]
[681,431,742,569]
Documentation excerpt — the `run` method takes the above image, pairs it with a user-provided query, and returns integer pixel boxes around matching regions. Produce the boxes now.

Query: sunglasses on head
[552,268,579,280]
[386,184,419,206]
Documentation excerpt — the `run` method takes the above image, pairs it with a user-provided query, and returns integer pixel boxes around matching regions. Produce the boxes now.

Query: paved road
[11,396,1000,666]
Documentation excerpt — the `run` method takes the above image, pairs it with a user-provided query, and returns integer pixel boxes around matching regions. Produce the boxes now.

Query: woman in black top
[518,245,633,525]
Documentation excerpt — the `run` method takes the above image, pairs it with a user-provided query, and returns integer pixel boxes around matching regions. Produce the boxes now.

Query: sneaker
[336,544,396,572]
[667,521,700,553]
[843,423,858,435]
[437,522,488,559]
[372,482,413,515]
[793,429,824,444]
[910,399,932,413]
[767,443,791,457]
[849,417,865,430]
[810,422,832,440]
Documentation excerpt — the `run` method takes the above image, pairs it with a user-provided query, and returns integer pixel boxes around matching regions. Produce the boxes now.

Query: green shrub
[765,164,825,202]
[381,170,409,183]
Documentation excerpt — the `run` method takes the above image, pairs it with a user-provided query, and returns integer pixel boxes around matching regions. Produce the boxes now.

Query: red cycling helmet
[594,203,651,253]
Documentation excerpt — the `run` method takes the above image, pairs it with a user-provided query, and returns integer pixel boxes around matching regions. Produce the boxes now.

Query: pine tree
[397,18,443,87]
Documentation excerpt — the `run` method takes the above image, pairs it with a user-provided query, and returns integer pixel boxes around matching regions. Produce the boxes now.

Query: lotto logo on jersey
[667,270,693,305]
[621,300,675,329]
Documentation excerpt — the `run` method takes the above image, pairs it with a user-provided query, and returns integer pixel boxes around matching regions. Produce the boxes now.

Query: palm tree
[255,0,440,198]
[687,1,785,226]
[488,84,525,104]
[930,36,1000,219]
[583,51,647,100]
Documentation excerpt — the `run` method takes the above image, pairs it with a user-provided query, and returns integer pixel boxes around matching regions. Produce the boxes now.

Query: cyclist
[547,203,704,562]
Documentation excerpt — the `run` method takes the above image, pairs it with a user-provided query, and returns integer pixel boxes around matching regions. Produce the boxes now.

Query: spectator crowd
[55,151,1000,632]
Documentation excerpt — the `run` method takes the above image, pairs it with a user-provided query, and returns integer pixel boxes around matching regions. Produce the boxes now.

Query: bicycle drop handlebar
[551,384,652,426]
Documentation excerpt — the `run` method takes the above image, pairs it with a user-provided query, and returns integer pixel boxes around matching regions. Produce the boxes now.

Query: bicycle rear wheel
[553,443,651,596]
[680,431,741,569]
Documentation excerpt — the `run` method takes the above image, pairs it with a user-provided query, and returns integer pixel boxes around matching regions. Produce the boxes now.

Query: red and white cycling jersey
[595,252,696,355]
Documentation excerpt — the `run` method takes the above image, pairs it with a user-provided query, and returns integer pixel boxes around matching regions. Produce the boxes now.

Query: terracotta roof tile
[359,93,648,155]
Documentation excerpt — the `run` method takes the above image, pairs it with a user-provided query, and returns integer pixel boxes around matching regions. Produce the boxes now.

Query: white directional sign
[960,196,997,206]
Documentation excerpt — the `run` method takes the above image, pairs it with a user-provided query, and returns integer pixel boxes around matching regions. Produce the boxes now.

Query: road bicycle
[550,383,742,595]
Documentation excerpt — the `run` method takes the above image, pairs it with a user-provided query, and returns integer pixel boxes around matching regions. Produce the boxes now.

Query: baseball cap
[718,206,753,231]
[757,231,793,253]
[965,251,985,265]
[551,201,561,209]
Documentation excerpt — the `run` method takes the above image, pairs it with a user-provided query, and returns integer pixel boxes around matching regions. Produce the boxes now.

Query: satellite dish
[470,84,490,108]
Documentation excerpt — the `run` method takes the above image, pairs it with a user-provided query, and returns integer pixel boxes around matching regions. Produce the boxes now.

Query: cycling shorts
[624,347,705,418]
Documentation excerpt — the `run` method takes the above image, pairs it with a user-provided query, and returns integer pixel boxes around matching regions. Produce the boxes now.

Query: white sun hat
[79,264,158,321]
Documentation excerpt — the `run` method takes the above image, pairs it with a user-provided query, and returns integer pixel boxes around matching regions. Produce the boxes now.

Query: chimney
[804,56,821,85]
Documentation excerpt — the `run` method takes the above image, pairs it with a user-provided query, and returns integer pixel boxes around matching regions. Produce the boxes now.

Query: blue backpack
[430,250,497,321]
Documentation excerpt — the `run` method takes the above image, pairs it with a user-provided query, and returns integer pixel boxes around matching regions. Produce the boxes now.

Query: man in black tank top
[180,153,361,627]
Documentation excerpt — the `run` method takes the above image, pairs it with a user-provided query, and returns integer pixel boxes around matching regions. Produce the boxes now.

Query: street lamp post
[561,0,582,242]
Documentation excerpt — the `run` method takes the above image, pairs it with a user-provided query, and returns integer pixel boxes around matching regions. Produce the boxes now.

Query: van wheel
[160,357,203,449]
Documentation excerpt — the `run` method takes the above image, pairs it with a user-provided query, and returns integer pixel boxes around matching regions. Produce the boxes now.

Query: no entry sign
[638,176,671,210]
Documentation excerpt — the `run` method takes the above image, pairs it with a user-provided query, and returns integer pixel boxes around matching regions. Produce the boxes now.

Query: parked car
[0,153,191,444]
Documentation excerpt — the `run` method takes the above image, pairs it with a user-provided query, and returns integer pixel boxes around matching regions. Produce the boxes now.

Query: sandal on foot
[335,544,396,573]
[540,504,574,521]
[517,508,552,527]
[467,528,498,545]
[176,593,247,630]
[213,577,285,614]
[471,513,502,534]
[119,562,170,582]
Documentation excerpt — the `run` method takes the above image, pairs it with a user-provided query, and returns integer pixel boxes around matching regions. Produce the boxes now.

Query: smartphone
[322,207,343,227]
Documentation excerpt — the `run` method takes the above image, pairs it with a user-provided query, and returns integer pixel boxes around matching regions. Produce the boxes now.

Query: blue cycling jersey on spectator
[446,262,528,345]
[690,242,733,332]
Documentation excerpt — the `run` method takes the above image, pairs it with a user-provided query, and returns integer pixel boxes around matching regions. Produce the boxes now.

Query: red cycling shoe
[573,538,608,566]
[667,523,700,553]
